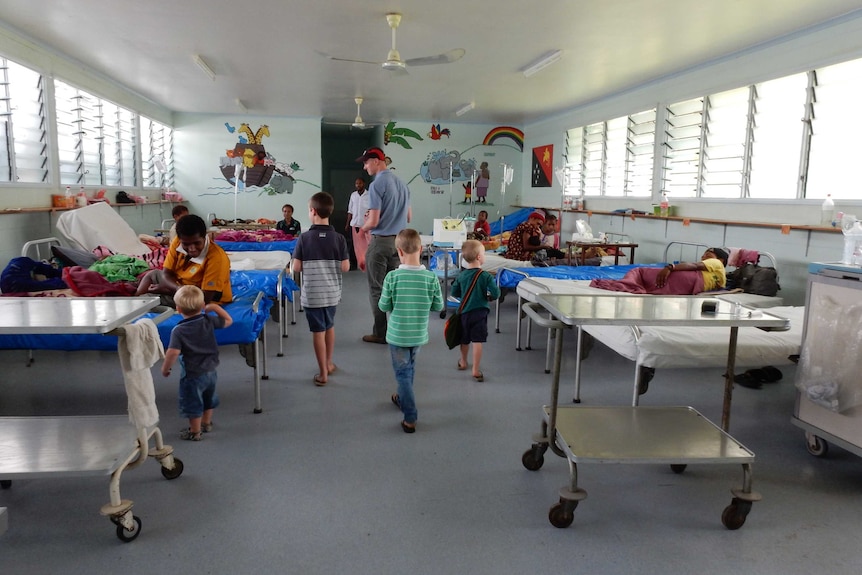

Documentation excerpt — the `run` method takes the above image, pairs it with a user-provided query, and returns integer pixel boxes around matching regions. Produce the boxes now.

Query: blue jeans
[178,366,219,419]
[366,235,400,338]
[390,345,419,424]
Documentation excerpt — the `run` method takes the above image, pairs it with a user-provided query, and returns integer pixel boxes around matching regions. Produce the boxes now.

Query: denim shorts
[178,370,219,419]
[305,305,337,332]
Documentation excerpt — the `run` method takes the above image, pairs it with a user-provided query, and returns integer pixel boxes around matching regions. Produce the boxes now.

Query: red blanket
[62,266,137,297]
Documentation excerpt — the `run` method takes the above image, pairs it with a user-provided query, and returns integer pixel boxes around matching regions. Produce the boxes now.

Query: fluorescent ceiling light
[193,54,216,81]
[455,102,475,117]
[235,98,248,113]
[522,49,563,78]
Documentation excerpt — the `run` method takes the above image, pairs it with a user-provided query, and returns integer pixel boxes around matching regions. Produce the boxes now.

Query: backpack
[729,263,780,296]
[116,190,135,204]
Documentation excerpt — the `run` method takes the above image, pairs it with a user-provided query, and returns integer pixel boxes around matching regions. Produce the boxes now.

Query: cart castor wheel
[440,310,446,319]
[0,479,11,489]
[670,464,687,474]
[522,447,545,471]
[116,515,142,542]
[549,500,577,528]
[721,497,752,530]
[805,432,829,457]
[160,457,184,480]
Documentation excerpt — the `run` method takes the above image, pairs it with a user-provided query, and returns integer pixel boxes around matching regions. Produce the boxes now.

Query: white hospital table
[521,294,789,530]
[0,297,184,542]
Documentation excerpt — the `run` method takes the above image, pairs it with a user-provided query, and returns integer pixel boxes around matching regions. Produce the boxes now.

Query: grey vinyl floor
[1,270,861,574]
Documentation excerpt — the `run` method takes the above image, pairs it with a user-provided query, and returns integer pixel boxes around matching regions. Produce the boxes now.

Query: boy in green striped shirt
[378,228,444,433]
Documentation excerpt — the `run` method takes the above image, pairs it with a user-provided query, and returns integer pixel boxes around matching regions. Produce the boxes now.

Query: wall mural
[407,126,524,208]
[383,121,424,149]
[204,122,315,198]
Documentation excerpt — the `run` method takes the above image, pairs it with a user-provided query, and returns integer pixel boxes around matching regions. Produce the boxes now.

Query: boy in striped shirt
[291,192,351,386]
[378,228,444,433]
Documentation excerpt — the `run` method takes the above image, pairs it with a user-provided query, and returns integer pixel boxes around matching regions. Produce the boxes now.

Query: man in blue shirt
[356,146,412,344]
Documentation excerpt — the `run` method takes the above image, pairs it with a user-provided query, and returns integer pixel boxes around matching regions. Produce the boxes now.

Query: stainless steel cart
[792,263,862,458]
[0,297,183,542]
[522,294,789,529]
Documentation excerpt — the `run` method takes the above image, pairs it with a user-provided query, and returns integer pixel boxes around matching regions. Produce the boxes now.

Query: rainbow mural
[482,126,524,152]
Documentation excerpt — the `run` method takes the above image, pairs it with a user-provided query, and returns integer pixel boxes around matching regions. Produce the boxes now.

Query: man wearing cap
[504,211,549,261]
[356,146,412,344]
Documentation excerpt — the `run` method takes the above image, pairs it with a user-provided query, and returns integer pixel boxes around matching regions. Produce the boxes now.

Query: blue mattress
[489,207,532,236]
[0,293,272,351]
[497,263,666,289]
[230,269,298,302]
[217,240,297,253]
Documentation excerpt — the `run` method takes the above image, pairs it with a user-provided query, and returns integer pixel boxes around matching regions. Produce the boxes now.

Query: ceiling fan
[323,97,377,129]
[325,13,465,73]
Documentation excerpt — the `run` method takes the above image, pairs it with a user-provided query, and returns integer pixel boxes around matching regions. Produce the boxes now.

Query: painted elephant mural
[420,149,477,185]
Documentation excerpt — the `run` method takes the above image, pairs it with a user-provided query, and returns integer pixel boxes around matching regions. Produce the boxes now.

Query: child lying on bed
[589,248,728,295]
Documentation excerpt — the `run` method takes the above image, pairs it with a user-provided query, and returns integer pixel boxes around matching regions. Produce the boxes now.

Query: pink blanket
[590,267,705,295]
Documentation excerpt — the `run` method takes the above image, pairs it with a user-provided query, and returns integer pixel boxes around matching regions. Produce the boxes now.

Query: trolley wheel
[439,310,446,319]
[160,457,184,480]
[1,480,11,489]
[116,515,142,542]
[721,497,751,530]
[549,500,577,528]
[670,464,687,474]
[522,447,545,471]
[805,433,829,457]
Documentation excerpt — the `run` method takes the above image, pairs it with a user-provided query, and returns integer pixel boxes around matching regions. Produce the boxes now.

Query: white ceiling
[1,0,860,126]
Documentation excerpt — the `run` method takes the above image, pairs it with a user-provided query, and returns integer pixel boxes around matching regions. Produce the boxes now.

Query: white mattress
[585,305,804,369]
[226,250,290,271]
[514,277,800,369]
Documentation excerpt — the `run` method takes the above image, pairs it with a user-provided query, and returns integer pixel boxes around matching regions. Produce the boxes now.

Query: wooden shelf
[0,200,180,216]
[515,205,842,233]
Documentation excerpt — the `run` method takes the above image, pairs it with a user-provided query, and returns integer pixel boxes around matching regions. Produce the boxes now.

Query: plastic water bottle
[64,185,71,199]
[660,193,669,217]
[821,194,835,226]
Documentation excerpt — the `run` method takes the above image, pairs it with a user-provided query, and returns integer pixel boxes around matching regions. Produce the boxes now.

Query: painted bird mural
[428,124,451,140]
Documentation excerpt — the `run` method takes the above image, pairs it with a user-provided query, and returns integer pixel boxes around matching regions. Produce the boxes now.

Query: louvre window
[0,58,48,184]
[55,80,138,187]
[140,116,173,189]
[564,109,656,198]
[803,59,862,200]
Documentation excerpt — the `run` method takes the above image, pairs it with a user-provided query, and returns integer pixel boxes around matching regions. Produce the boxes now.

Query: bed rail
[21,237,62,261]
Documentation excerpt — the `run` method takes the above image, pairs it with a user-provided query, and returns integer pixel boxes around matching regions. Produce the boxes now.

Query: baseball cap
[355,147,386,163]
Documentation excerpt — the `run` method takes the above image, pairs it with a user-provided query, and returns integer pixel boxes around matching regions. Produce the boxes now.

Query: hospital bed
[53,203,298,353]
[506,242,798,403]
[6,238,277,414]
[0,297,184,542]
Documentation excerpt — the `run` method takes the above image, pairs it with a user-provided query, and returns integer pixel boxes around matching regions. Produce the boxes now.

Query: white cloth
[117,318,165,429]
[55,202,151,256]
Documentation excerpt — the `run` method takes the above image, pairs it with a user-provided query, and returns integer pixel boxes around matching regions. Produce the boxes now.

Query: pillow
[51,245,99,268]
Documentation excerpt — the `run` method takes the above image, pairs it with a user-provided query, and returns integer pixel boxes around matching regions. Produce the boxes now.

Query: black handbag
[444,270,482,350]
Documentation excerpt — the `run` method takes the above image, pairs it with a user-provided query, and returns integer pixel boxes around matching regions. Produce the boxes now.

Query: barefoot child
[378,228,444,433]
[161,285,233,441]
[450,240,500,381]
[291,191,351,386]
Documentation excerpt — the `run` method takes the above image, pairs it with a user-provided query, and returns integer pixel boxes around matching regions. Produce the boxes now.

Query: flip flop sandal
[313,374,327,386]
[761,365,783,383]
[391,393,401,408]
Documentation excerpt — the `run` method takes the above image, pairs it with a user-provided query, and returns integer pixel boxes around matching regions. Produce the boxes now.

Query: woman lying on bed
[589,248,728,295]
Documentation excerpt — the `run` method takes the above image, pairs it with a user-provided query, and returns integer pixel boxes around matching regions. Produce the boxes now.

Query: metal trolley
[521,294,789,529]
[0,297,184,542]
